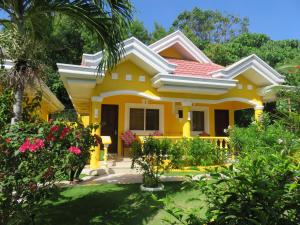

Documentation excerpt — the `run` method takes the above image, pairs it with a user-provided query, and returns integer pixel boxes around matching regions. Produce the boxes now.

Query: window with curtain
[129,108,159,131]
[192,111,204,131]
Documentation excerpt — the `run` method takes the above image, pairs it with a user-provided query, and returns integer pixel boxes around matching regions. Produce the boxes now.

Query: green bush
[168,138,227,168]
[230,120,300,156]
[131,137,171,188]
[0,120,99,225]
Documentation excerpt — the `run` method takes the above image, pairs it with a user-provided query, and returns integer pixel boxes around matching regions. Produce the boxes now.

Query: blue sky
[132,0,300,40]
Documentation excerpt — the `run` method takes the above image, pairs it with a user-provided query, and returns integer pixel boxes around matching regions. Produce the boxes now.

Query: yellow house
[57,31,285,168]
[2,60,64,120]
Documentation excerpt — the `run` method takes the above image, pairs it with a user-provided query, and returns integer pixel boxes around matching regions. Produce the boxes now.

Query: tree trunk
[11,85,24,124]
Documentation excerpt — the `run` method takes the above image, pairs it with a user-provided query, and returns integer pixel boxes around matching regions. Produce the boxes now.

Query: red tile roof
[167,58,223,78]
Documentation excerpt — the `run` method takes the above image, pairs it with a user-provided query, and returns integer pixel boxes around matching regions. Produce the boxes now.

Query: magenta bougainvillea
[19,138,45,153]
[68,146,81,155]
[121,130,136,147]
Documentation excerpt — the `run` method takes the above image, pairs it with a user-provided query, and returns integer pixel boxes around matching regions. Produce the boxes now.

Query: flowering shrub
[0,120,99,225]
[120,130,136,147]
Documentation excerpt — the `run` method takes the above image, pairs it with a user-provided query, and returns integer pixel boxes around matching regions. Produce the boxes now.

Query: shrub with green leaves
[131,137,171,188]
[168,138,227,168]
[0,120,99,225]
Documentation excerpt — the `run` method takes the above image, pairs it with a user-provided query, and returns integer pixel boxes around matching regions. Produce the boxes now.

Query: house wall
[89,60,263,155]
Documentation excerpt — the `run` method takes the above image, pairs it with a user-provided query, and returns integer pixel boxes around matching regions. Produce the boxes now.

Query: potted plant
[120,130,136,157]
[131,136,171,191]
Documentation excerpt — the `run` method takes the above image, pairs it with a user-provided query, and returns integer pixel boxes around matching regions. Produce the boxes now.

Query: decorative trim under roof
[211,54,285,85]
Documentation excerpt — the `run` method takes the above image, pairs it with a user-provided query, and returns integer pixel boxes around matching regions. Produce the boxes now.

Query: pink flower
[19,138,45,153]
[60,127,70,139]
[68,146,81,155]
[19,138,31,153]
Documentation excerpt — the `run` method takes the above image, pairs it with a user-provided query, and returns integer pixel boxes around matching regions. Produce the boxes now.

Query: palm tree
[0,0,132,124]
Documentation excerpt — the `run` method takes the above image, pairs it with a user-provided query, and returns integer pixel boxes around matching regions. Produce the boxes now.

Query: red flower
[5,138,11,144]
[68,146,81,155]
[295,65,300,69]
[50,125,60,133]
[19,138,45,153]
[60,127,71,139]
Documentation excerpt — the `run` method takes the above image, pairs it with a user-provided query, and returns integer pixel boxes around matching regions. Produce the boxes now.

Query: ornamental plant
[120,130,136,147]
[0,120,100,225]
[131,137,171,188]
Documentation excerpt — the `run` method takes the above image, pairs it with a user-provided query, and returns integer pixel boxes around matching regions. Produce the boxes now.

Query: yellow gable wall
[158,46,185,59]
[91,60,263,154]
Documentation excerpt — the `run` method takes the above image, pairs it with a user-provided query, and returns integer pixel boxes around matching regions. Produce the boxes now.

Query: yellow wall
[88,59,263,155]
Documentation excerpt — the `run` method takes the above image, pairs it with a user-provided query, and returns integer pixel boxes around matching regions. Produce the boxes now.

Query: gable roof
[149,30,212,63]
[81,37,176,75]
[210,54,285,85]
[167,58,223,78]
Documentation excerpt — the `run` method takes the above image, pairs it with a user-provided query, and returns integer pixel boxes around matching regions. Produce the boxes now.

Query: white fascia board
[81,37,176,73]
[57,63,101,77]
[211,54,285,84]
[157,85,228,95]
[149,30,212,63]
[152,73,237,89]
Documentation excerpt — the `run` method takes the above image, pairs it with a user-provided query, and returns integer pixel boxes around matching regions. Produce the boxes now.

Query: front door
[215,110,229,136]
[101,104,118,153]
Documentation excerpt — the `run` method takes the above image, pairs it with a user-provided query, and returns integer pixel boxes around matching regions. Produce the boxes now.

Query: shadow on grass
[35,182,183,225]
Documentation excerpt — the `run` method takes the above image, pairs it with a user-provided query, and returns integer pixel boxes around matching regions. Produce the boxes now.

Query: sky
[132,0,300,40]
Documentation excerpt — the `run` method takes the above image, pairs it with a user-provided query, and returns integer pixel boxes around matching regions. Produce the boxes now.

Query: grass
[35,182,206,225]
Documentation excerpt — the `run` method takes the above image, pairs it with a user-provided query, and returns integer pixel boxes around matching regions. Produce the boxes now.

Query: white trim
[210,54,285,85]
[91,90,262,108]
[124,103,164,135]
[149,30,212,63]
[80,37,176,74]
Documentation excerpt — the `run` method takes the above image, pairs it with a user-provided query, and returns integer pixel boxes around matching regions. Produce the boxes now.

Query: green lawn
[36,182,206,225]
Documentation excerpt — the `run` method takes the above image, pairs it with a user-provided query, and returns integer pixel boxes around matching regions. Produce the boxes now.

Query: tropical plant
[0,0,132,124]
[131,137,171,188]
[0,120,100,225]
[168,138,227,168]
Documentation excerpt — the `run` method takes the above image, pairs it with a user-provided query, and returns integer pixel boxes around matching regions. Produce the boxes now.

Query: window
[128,106,160,131]
[192,111,204,131]
[178,110,183,119]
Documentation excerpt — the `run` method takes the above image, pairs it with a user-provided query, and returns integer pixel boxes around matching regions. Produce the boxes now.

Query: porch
[84,94,264,170]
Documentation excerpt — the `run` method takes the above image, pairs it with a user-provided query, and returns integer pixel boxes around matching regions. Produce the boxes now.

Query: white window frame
[125,103,164,135]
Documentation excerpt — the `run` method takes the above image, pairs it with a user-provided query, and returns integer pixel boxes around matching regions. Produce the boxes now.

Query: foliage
[172,7,249,45]
[151,23,168,44]
[0,120,99,225]
[131,137,170,187]
[229,118,300,155]
[204,33,300,67]
[0,0,132,122]
[168,138,227,168]
[125,19,152,44]
[198,153,300,225]
[0,88,13,128]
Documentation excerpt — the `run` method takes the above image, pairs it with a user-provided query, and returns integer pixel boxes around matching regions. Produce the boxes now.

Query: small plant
[131,137,171,188]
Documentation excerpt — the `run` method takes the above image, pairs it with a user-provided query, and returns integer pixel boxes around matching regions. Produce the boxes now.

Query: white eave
[80,37,176,74]
[149,30,212,63]
[211,54,285,85]
[152,73,237,95]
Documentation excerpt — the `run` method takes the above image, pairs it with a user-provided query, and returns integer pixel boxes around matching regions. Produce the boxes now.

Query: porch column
[254,105,264,121]
[90,100,101,170]
[229,110,235,127]
[182,102,191,137]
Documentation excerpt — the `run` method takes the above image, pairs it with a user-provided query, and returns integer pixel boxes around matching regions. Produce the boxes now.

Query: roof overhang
[81,37,176,74]
[149,30,212,63]
[1,60,64,113]
[211,54,285,86]
[152,73,237,95]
